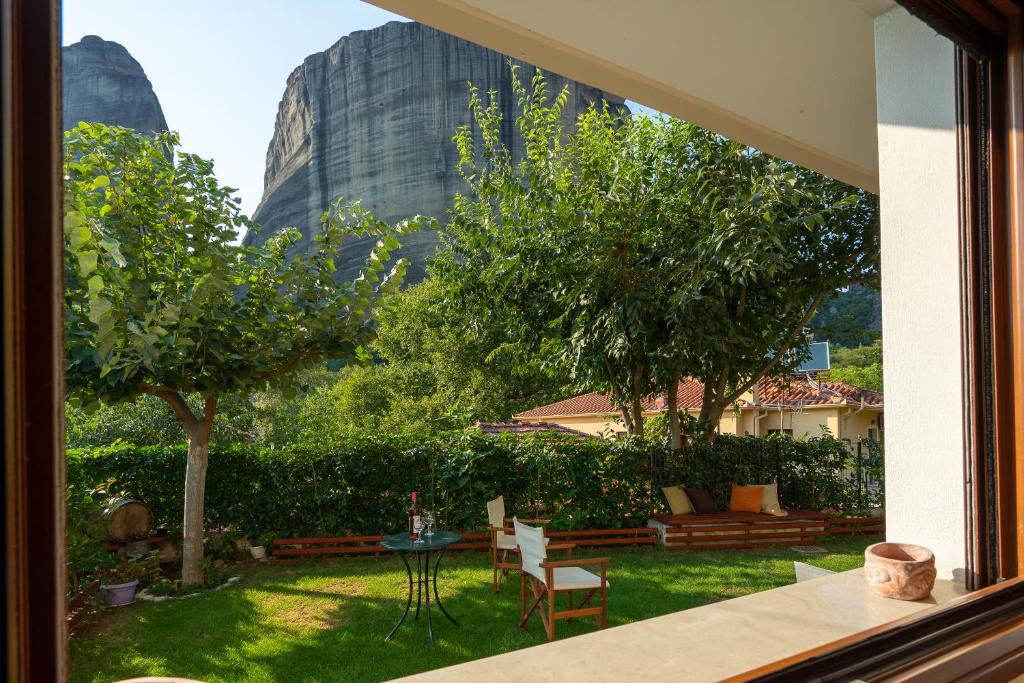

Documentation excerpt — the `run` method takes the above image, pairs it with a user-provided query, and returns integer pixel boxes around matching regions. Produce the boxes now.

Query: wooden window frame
[2,0,65,680]
[738,0,1024,679]
[2,0,1024,680]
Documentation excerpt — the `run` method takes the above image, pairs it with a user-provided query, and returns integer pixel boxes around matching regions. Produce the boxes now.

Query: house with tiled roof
[514,376,883,441]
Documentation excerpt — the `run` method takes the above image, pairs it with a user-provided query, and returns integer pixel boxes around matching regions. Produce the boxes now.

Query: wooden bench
[828,515,885,536]
[648,511,884,551]
[649,510,831,551]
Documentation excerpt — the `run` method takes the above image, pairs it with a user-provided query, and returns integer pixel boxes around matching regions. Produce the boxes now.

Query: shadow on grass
[69,538,871,683]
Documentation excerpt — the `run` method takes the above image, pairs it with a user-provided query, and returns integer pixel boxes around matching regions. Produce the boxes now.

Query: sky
[63,1,409,218]
[63,0,653,221]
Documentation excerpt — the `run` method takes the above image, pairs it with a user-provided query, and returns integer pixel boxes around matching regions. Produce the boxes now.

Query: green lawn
[71,537,872,683]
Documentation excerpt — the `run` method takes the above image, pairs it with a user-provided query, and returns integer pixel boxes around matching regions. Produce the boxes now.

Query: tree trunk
[617,404,635,435]
[667,366,682,451]
[148,388,217,586]
[626,366,643,440]
[181,433,209,585]
[695,380,723,445]
[181,397,217,585]
[700,409,722,445]
[631,396,645,438]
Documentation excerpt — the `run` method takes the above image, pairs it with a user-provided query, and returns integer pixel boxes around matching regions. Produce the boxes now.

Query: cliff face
[245,21,627,283]
[62,35,168,134]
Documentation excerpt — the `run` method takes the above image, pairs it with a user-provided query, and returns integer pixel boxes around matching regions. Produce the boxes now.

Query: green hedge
[67,432,881,538]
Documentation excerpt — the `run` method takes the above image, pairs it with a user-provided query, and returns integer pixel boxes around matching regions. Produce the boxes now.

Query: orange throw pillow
[730,485,765,513]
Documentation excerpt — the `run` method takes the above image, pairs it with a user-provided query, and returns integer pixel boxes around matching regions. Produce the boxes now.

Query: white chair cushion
[498,534,550,550]
[552,566,607,591]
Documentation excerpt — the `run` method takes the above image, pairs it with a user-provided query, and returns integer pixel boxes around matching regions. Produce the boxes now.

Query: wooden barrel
[102,498,154,542]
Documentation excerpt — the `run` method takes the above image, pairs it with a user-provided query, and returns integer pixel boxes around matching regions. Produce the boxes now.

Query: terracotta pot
[864,542,936,600]
[101,579,139,607]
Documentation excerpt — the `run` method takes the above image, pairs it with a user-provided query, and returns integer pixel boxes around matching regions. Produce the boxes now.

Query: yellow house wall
[524,407,883,441]
[529,415,624,437]
[839,409,883,442]
[717,412,739,436]
[736,411,755,436]
[793,408,839,438]
[756,411,783,435]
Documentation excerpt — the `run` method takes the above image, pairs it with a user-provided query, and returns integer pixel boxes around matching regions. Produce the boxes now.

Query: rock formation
[62,35,168,134]
[245,21,627,283]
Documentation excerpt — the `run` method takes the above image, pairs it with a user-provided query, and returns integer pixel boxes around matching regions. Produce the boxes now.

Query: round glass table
[381,530,462,644]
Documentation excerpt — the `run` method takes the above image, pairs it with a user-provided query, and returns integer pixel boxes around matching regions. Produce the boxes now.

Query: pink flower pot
[101,579,139,607]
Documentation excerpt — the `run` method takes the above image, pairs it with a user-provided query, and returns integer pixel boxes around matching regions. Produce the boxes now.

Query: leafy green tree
[324,365,391,433]
[65,368,375,449]
[826,364,883,392]
[63,123,428,583]
[438,69,702,438]
[812,285,882,348]
[831,341,883,368]
[373,278,569,428]
[66,393,258,447]
[302,279,571,436]
[676,135,879,442]
[439,68,878,446]
[823,342,883,392]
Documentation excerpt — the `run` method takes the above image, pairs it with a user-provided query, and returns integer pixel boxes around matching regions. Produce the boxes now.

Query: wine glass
[422,510,435,538]
[414,515,425,542]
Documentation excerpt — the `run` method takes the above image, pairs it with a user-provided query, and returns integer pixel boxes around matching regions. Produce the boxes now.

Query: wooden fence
[270,514,882,559]
[271,527,658,559]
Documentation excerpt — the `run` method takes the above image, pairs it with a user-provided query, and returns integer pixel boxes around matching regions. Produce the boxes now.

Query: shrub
[66,482,115,594]
[67,432,880,539]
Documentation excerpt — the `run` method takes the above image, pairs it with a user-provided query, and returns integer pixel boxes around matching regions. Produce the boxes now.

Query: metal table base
[382,531,462,645]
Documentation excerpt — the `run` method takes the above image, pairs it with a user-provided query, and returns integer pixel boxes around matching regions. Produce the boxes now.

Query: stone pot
[101,579,139,607]
[864,542,936,600]
[249,545,267,561]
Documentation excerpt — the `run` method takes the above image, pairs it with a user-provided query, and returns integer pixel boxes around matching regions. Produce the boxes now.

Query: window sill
[395,569,967,682]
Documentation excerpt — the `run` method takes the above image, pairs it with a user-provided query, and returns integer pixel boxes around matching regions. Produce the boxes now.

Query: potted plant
[249,532,276,561]
[100,551,160,607]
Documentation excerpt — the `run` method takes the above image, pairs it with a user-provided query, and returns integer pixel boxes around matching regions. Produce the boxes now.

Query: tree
[671,133,880,442]
[63,123,429,583]
[823,342,883,392]
[437,68,703,438]
[65,393,256,447]
[811,284,882,348]
[438,68,878,445]
[301,278,572,436]
[373,278,570,428]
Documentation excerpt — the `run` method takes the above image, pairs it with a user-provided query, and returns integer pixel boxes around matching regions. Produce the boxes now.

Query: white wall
[875,8,964,581]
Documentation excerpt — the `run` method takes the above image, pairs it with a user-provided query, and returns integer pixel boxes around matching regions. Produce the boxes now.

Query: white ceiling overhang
[368,0,897,192]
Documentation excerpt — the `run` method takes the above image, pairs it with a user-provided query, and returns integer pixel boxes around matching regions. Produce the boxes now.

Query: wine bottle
[408,491,421,540]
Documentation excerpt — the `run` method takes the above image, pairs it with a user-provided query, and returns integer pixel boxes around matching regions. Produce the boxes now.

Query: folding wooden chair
[514,519,609,641]
[486,495,556,592]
